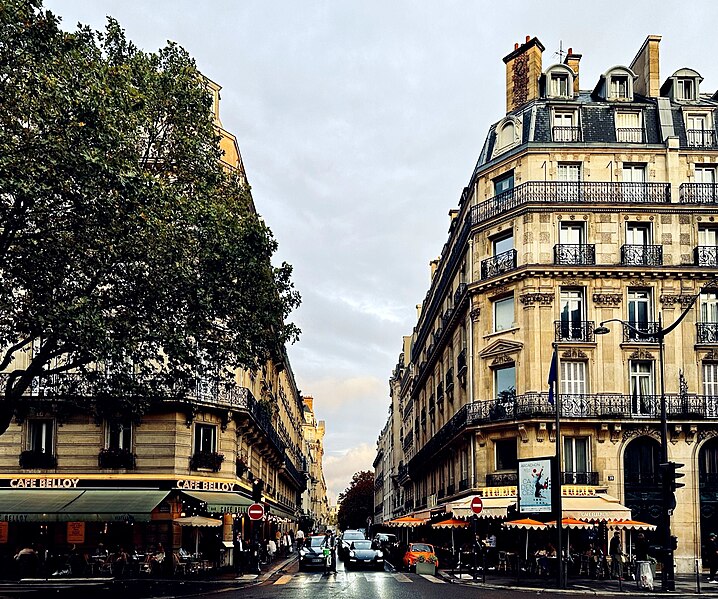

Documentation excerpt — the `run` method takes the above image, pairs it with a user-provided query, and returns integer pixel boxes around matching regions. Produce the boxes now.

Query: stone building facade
[301,396,329,531]
[375,35,718,573]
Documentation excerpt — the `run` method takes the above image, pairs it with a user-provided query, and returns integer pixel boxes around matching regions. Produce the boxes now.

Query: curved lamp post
[594,278,718,592]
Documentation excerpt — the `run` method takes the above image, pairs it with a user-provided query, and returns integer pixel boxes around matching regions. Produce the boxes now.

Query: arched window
[545,64,575,99]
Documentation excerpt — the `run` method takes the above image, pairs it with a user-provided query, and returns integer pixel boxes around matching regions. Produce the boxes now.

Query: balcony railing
[470,181,671,226]
[486,472,518,487]
[481,249,517,279]
[554,320,595,342]
[20,450,57,469]
[616,128,644,143]
[552,126,582,142]
[445,368,454,394]
[695,246,718,267]
[680,183,718,204]
[622,321,660,343]
[446,483,455,496]
[554,244,596,266]
[698,323,718,344]
[561,471,599,485]
[457,349,467,380]
[190,451,224,472]
[686,129,717,148]
[98,448,136,469]
[620,244,663,266]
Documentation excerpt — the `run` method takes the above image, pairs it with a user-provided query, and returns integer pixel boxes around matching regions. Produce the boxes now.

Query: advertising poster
[518,457,553,513]
[67,521,85,544]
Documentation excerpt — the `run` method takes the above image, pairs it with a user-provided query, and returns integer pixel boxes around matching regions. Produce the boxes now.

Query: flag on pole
[547,348,557,405]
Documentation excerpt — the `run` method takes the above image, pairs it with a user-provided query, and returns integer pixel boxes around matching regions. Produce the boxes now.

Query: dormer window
[598,67,636,102]
[610,75,629,99]
[545,64,575,99]
[660,68,703,103]
[551,73,569,97]
[492,117,522,158]
[678,78,695,100]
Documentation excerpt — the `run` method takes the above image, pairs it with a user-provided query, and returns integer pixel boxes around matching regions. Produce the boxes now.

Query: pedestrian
[609,531,623,579]
[708,532,718,583]
[234,531,245,576]
[296,528,305,550]
[267,537,276,561]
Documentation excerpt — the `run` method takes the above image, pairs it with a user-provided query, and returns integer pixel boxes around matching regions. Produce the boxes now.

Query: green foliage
[337,470,374,532]
[0,1,300,431]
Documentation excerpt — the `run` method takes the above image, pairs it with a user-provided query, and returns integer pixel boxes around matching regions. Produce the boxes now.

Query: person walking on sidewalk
[708,532,718,583]
[609,532,623,579]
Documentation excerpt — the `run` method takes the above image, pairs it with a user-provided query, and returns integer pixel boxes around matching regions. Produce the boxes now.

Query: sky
[44,0,718,503]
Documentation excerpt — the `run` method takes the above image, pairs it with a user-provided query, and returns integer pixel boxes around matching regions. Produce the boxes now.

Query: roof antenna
[555,40,566,62]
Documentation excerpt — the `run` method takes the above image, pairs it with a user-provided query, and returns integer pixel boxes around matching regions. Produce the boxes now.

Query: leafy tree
[0,0,299,433]
[337,471,374,531]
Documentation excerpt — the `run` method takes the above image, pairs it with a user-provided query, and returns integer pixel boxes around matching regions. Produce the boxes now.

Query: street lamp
[594,279,718,592]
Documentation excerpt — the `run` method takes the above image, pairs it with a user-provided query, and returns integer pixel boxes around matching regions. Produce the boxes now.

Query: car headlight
[299,549,307,556]
[376,550,383,558]
[349,550,355,558]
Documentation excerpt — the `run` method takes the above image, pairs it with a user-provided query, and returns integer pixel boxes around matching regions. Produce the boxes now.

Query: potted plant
[415,554,438,575]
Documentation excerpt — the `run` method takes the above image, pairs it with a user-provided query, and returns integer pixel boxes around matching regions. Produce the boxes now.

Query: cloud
[323,443,376,504]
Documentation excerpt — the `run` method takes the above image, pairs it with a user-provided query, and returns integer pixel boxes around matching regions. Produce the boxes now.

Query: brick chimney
[304,396,314,412]
[503,36,545,113]
[564,48,582,93]
[630,35,661,97]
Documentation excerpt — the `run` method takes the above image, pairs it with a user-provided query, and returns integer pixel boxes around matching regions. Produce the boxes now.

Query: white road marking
[419,574,446,583]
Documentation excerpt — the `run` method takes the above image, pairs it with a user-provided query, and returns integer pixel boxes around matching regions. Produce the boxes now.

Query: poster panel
[518,457,553,513]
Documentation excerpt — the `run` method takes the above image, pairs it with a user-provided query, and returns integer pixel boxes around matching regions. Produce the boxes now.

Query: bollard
[696,558,702,595]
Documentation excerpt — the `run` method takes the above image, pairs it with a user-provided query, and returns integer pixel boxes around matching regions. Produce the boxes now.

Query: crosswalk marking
[419,574,446,583]
[393,573,412,582]
[274,575,293,585]
[276,571,419,585]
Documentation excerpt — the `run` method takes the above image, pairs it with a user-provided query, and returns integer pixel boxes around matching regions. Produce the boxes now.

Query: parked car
[402,542,439,571]
[298,535,329,571]
[344,539,385,570]
[373,533,400,563]
[338,529,366,560]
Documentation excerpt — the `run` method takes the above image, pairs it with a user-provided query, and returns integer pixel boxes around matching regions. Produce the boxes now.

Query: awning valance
[561,494,632,522]
[449,495,515,519]
[0,490,169,523]
[267,504,296,521]
[182,491,252,514]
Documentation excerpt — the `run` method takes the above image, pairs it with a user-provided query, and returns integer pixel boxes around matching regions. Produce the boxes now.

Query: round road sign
[248,503,265,521]
[470,496,483,515]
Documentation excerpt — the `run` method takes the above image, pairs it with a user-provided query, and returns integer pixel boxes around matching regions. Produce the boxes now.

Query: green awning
[59,490,170,523]
[0,490,83,522]
[182,491,252,514]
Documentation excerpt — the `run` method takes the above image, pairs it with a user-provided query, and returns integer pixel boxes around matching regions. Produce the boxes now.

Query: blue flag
[547,349,557,405]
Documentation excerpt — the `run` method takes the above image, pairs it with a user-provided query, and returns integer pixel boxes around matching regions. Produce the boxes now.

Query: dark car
[345,539,385,570]
[339,529,366,560]
[298,535,329,571]
[373,533,400,563]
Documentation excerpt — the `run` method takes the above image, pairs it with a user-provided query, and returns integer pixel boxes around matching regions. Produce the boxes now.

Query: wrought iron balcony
[98,448,136,469]
[698,323,718,344]
[680,183,718,204]
[454,283,468,305]
[403,432,414,451]
[190,451,224,472]
[404,499,414,511]
[469,181,670,226]
[620,244,663,266]
[486,472,518,486]
[554,320,595,342]
[552,126,582,142]
[437,488,446,499]
[554,244,596,266]
[622,321,660,343]
[615,127,644,143]
[695,246,718,267]
[561,471,599,485]
[20,450,57,469]
[446,483,455,496]
[481,249,517,279]
[686,129,717,148]
[403,400,413,421]
[445,368,454,394]
[457,349,467,380]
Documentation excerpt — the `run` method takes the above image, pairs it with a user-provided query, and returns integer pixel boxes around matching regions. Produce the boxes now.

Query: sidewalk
[438,568,715,596]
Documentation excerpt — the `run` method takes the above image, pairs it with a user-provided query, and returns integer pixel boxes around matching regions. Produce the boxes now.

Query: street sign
[248,503,265,521]
[470,496,483,515]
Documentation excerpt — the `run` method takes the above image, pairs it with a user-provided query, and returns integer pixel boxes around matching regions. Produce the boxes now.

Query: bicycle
[323,547,334,575]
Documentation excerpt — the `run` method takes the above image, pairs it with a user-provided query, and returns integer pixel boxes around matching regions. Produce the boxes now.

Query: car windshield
[343,531,364,540]
[410,543,433,552]
[378,535,397,543]
[351,540,372,550]
[309,536,326,548]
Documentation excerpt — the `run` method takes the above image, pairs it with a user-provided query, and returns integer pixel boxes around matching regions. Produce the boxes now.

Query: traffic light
[252,479,264,502]
[660,462,686,492]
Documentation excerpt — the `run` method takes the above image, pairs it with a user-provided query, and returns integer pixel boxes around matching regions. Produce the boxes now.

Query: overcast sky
[45,0,718,503]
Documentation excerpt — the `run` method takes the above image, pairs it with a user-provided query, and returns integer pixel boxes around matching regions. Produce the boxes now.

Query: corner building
[378,35,718,573]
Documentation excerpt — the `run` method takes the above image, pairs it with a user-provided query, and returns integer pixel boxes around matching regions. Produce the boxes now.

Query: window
[494,296,514,332]
[677,78,695,100]
[626,222,651,245]
[559,222,585,245]
[627,289,652,329]
[553,110,580,142]
[704,363,718,397]
[698,226,718,267]
[29,420,54,454]
[561,361,587,396]
[696,167,717,184]
[563,436,589,473]
[493,232,514,256]
[550,73,569,97]
[559,288,586,341]
[558,163,581,182]
[624,223,655,266]
[616,112,643,143]
[495,439,517,471]
[460,446,469,482]
[494,171,515,196]
[701,293,718,324]
[630,361,654,414]
[686,114,714,147]
[498,122,516,149]
[610,75,629,99]
[194,423,217,454]
[622,164,646,184]
[494,364,516,400]
[107,420,132,450]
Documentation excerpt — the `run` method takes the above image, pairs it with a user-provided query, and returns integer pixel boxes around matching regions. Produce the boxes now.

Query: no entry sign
[248,503,265,520]
[470,496,483,515]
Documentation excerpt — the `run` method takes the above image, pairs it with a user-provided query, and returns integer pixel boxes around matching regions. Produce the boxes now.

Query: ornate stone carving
[517,423,528,443]
[660,295,695,308]
[519,292,554,306]
[685,425,698,445]
[592,293,622,306]
[561,348,588,360]
[698,430,718,444]
[536,422,547,443]
[704,349,718,362]
[491,355,514,366]
[622,426,660,443]
[671,425,682,445]
[610,424,622,444]
[470,307,481,322]
[560,279,581,287]
[628,348,655,361]
[598,423,609,444]
[476,431,486,447]
[629,278,646,286]
[480,339,523,359]
[511,53,529,109]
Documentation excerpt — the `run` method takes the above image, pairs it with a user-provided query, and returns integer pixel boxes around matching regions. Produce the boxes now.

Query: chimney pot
[568,47,573,55]
[514,42,519,50]
[526,35,530,43]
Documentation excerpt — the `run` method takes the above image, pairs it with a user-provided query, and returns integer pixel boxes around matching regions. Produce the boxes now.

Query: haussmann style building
[375,34,718,574]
